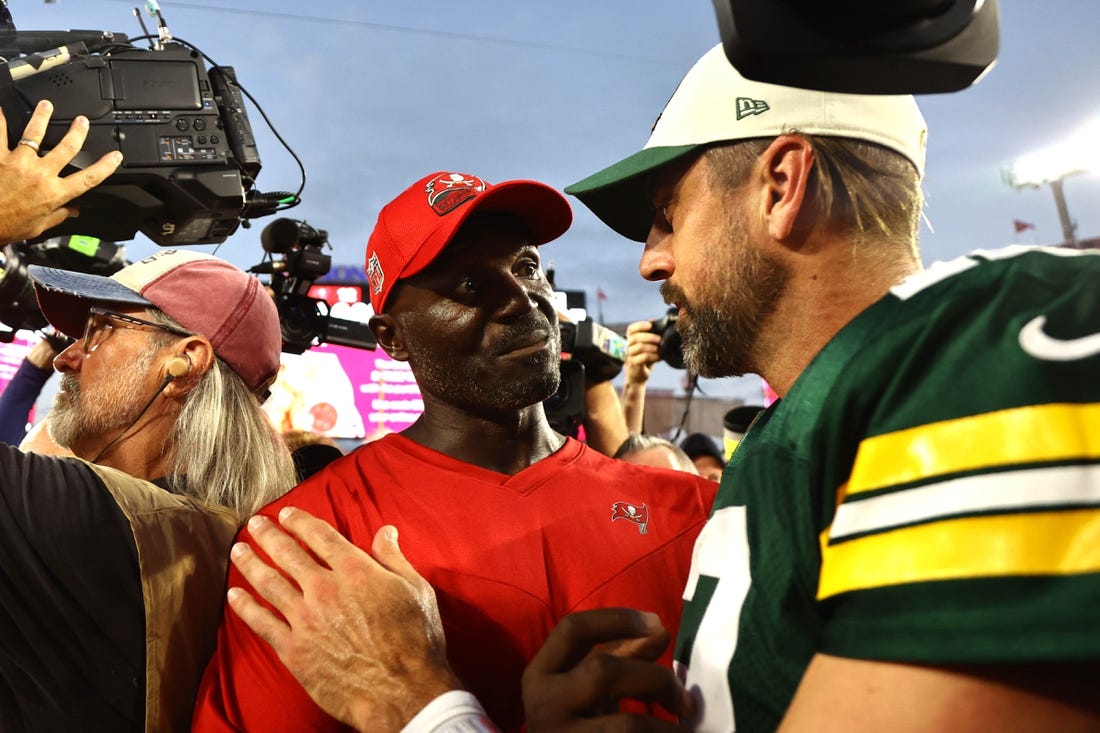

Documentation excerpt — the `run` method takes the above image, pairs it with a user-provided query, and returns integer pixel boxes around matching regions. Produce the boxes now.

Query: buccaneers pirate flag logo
[611,501,649,535]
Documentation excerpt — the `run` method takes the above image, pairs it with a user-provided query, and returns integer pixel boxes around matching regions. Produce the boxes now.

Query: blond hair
[704,135,923,256]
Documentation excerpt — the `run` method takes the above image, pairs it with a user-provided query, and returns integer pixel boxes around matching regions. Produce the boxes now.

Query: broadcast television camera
[0,24,288,246]
[251,217,376,355]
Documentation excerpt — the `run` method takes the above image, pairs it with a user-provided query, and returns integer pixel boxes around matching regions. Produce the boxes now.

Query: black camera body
[0,32,266,245]
[0,236,127,339]
[650,307,686,370]
[543,358,585,438]
[711,0,999,94]
[558,318,627,383]
[251,218,377,355]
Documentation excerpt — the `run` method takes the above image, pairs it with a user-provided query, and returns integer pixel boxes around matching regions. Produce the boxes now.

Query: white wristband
[399,690,498,733]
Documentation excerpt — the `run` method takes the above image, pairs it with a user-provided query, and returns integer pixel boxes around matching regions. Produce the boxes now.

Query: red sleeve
[191,501,350,732]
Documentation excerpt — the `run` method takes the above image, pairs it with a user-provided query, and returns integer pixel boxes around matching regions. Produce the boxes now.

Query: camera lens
[0,246,48,333]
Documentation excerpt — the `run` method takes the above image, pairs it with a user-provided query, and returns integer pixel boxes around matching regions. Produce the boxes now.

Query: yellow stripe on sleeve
[818,507,1100,600]
[846,403,1100,498]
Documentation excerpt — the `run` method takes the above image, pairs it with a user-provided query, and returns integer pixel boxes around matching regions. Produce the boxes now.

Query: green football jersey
[674,246,1100,732]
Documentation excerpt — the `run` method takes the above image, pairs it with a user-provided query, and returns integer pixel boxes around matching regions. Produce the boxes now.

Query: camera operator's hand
[625,320,662,386]
[622,320,662,433]
[25,336,59,371]
[0,100,123,245]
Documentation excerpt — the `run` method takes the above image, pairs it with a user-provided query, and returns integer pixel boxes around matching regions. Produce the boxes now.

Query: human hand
[625,320,661,386]
[227,507,461,733]
[522,608,694,732]
[25,337,59,371]
[0,99,123,244]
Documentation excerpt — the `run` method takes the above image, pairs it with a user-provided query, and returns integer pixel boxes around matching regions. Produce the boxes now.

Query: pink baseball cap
[31,249,281,395]
[365,171,573,312]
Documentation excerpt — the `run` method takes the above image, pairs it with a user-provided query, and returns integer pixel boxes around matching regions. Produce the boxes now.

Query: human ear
[369,314,409,362]
[163,336,214,396]
[761,134,815,242]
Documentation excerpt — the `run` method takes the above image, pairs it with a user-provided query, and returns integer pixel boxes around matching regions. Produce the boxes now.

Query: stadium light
[1004,116,1100,247]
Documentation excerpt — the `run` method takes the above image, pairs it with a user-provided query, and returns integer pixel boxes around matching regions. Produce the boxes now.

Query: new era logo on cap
[736,97,770,119]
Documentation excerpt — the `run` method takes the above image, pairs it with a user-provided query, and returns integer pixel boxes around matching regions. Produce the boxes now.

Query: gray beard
[47,348,158,452]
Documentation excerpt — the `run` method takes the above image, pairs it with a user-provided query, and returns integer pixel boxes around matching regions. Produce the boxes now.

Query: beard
[662,219,790,379]
[48,343,159,454]
[405,308,562,414]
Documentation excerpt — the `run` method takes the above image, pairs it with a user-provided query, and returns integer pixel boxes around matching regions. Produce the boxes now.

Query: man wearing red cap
[0,248,296,732]
[192,171,715,732]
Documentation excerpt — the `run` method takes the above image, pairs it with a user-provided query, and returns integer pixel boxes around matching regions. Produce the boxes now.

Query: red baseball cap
[31,249,282,396]
[365,171,573,312]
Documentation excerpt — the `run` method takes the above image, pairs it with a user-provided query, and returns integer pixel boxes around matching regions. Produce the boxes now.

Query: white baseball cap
[566,43,928,242]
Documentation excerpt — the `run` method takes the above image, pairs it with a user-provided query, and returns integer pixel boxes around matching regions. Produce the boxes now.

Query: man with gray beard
[0,248,297,733]
[193,172,716,733]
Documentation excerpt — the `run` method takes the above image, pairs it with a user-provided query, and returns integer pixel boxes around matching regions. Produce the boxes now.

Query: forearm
[581,380,630,456]
[0,359,53,445]
[620,379,647,435]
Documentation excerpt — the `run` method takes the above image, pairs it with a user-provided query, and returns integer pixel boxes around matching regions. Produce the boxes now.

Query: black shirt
[0,443,145,732]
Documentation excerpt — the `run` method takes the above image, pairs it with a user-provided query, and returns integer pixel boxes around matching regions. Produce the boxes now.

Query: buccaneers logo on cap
[611,501,649,535]
[425,173,486,216]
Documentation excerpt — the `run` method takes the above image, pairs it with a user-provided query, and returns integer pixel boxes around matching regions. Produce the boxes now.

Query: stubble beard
[48,345,159,454]
[663,220,790,379]
[407,310,563,414]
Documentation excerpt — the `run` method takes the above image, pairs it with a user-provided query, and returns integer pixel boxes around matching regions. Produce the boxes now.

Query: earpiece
[166,357,191,379]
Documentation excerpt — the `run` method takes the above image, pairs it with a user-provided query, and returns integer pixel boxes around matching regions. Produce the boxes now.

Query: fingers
[529,609,666,675]
[18,100,54,147]
[596,626,671,664]
[59,147,122,200]
[229,534,305,614]
[370,525,423,584]
[523,610,694,728]
[574,654,692,720]
[626,321,661,368]
[46,115,91,164]
[268,506,361,573]
[226,583,291,649]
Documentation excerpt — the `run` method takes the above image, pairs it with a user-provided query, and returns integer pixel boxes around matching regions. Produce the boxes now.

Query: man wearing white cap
[201,45,1100,732]
[560,41,1100,731]
[0,249,296,732]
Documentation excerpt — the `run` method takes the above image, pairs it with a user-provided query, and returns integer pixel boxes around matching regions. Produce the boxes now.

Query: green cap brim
[565,144,700,242]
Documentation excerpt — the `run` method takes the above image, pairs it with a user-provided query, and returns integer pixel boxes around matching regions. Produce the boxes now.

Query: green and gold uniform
[674,246,1100,732]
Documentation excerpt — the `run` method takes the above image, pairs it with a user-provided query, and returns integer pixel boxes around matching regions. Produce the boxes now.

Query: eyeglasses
[82,307,190,354]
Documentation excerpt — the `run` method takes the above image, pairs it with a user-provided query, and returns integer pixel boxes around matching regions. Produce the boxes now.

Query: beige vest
[82,461,240,733]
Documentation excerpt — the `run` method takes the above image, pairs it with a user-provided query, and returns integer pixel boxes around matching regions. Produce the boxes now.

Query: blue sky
[10,0,1100,400]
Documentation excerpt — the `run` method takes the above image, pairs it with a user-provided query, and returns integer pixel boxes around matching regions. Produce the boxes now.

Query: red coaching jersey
[193,434,715,732]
